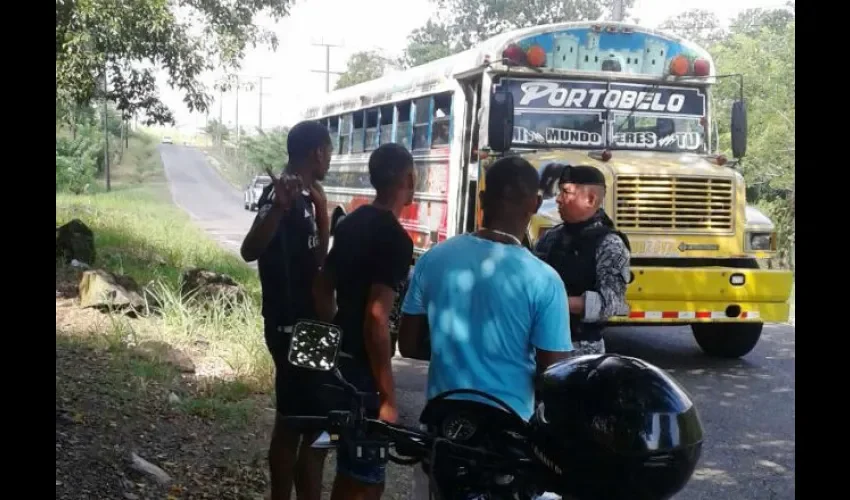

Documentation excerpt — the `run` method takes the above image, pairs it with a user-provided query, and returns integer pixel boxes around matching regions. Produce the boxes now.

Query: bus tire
[691,323,763,359]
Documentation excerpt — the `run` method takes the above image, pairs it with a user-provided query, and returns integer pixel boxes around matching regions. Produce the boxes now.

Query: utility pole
[310,39,343,93]
[235,74,240,145]
[257,76,271,131]
[218,88,223,146]
[102,60,110,192]
[612,0,624,22]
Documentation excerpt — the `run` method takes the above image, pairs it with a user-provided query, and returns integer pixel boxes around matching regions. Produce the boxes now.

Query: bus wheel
[691,323,763,358]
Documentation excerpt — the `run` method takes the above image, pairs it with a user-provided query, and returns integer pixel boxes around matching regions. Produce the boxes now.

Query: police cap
[558,165,606,186]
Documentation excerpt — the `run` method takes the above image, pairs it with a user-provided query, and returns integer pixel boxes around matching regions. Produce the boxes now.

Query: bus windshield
[503,78,708,154]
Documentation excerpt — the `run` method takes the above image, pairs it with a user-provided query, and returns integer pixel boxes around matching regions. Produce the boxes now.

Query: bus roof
[301,21,716,120]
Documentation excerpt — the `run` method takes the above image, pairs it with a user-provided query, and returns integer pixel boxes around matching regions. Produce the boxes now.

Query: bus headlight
[746,231,776,252]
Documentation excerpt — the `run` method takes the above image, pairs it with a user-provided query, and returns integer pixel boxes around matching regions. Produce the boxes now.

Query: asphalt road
[159,144,795,500]
[160,144,257,257]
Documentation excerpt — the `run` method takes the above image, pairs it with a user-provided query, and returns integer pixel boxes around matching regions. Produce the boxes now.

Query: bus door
[457,78,482,234]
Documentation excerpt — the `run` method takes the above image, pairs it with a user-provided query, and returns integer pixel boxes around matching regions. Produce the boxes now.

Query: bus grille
[615,175,734,233]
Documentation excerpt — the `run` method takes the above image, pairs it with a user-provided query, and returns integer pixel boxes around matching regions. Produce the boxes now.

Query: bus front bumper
[607,266,794,325]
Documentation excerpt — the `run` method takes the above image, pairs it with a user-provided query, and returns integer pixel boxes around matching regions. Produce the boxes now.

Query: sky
[155,0,791,134]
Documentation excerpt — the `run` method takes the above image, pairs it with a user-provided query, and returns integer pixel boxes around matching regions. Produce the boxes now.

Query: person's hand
[266,168,301,212]
[378,399,399,424]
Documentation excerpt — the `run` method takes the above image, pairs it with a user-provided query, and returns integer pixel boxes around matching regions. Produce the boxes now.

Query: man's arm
[398,261,430,360]
[312,266,336,323]
[363,283,399,419]
[362,225,414,422]
[582,233,631,322]
[531,271,574,374]
[309,181,330,267]
[241,184,290,262]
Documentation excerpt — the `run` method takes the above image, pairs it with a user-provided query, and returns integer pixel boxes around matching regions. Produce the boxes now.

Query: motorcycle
[282,320,702,500]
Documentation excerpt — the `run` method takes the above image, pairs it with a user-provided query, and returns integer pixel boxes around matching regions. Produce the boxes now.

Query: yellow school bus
[300,21,793,358]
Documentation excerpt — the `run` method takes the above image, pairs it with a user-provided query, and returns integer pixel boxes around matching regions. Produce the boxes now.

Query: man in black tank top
[240,120,332,500]
[313,143,415,499]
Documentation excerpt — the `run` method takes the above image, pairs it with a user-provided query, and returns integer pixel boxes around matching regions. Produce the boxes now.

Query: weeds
[56,130,272,423]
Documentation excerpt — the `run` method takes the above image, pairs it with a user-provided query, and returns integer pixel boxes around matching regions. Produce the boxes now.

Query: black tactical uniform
[533,165,631,355]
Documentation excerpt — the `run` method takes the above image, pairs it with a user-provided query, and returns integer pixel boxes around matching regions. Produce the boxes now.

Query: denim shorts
[335,439,387,485]
[333,360,386,484]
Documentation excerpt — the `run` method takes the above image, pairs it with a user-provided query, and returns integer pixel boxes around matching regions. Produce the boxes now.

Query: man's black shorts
[265,323,336,424]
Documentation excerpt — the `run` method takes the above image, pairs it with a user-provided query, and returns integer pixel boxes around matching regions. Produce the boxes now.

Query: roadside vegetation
[57,102,271,388]
[56,105,279,498]
[200,120,290,189]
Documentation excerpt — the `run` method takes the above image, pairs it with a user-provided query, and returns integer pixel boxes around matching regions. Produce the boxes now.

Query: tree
[402,0,636,67]
[242,127,289,174]
[728,6,794,37]
[55,0,294,126]
[711,13,795,267]
[204,119,230,145]
[334,51,400,90]
[403,20,457,68]
[656,9,726,47]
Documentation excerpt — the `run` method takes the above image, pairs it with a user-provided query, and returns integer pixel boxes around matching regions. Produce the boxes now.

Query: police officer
[534,164,631,355]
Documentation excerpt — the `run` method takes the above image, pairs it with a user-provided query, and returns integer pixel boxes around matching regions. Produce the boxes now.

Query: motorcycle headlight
[746,231,776,252]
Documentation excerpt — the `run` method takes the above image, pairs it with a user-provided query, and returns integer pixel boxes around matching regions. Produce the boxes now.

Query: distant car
[244,175,272,211]
[162,136,173,144]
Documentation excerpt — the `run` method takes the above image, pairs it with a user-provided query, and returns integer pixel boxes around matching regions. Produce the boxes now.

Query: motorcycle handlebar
[281,413,528,469]
[281,414,430,460]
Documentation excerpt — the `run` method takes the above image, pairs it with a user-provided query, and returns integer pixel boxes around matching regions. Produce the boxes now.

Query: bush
[56,126,102,194]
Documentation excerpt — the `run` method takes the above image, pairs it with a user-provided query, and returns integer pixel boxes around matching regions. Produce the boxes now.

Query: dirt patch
[56,336,271,499]
[56,298,417,500]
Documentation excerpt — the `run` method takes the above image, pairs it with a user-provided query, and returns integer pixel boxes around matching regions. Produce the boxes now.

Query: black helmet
[528,354,704,500]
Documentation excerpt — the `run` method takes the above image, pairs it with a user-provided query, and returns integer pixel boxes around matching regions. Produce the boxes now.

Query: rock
[129,452,171,485]
[56,219,95,265]
[168,392,181,404]
[181,268,245,304]
[56,264,85,299]
[136,340,195,373]
[79,269,145,311]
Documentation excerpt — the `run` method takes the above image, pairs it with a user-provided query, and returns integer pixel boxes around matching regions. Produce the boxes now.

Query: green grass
[56,186,259,292]
[57,130,274,410]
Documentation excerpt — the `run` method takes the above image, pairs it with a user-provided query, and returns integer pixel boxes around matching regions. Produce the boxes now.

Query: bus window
[379,105,394,145]
[412,97,431,150]
[328,116,340,153]
[365,108,379,151]
[397,102,412,149]
[339,114,352,154]
[352,111,365,153]
[431,93,452,148]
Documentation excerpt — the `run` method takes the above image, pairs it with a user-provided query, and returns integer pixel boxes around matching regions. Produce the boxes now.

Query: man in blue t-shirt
[398,156,574,421]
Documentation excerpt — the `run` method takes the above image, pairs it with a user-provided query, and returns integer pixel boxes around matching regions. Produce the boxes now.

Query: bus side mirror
[731,100,747,159]
[488,90,514,153]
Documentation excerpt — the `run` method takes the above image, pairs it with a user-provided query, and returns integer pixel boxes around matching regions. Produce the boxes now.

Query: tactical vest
[541,212,629,343]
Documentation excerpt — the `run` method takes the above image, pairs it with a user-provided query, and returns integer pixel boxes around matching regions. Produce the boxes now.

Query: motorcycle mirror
[287,320,344,372]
